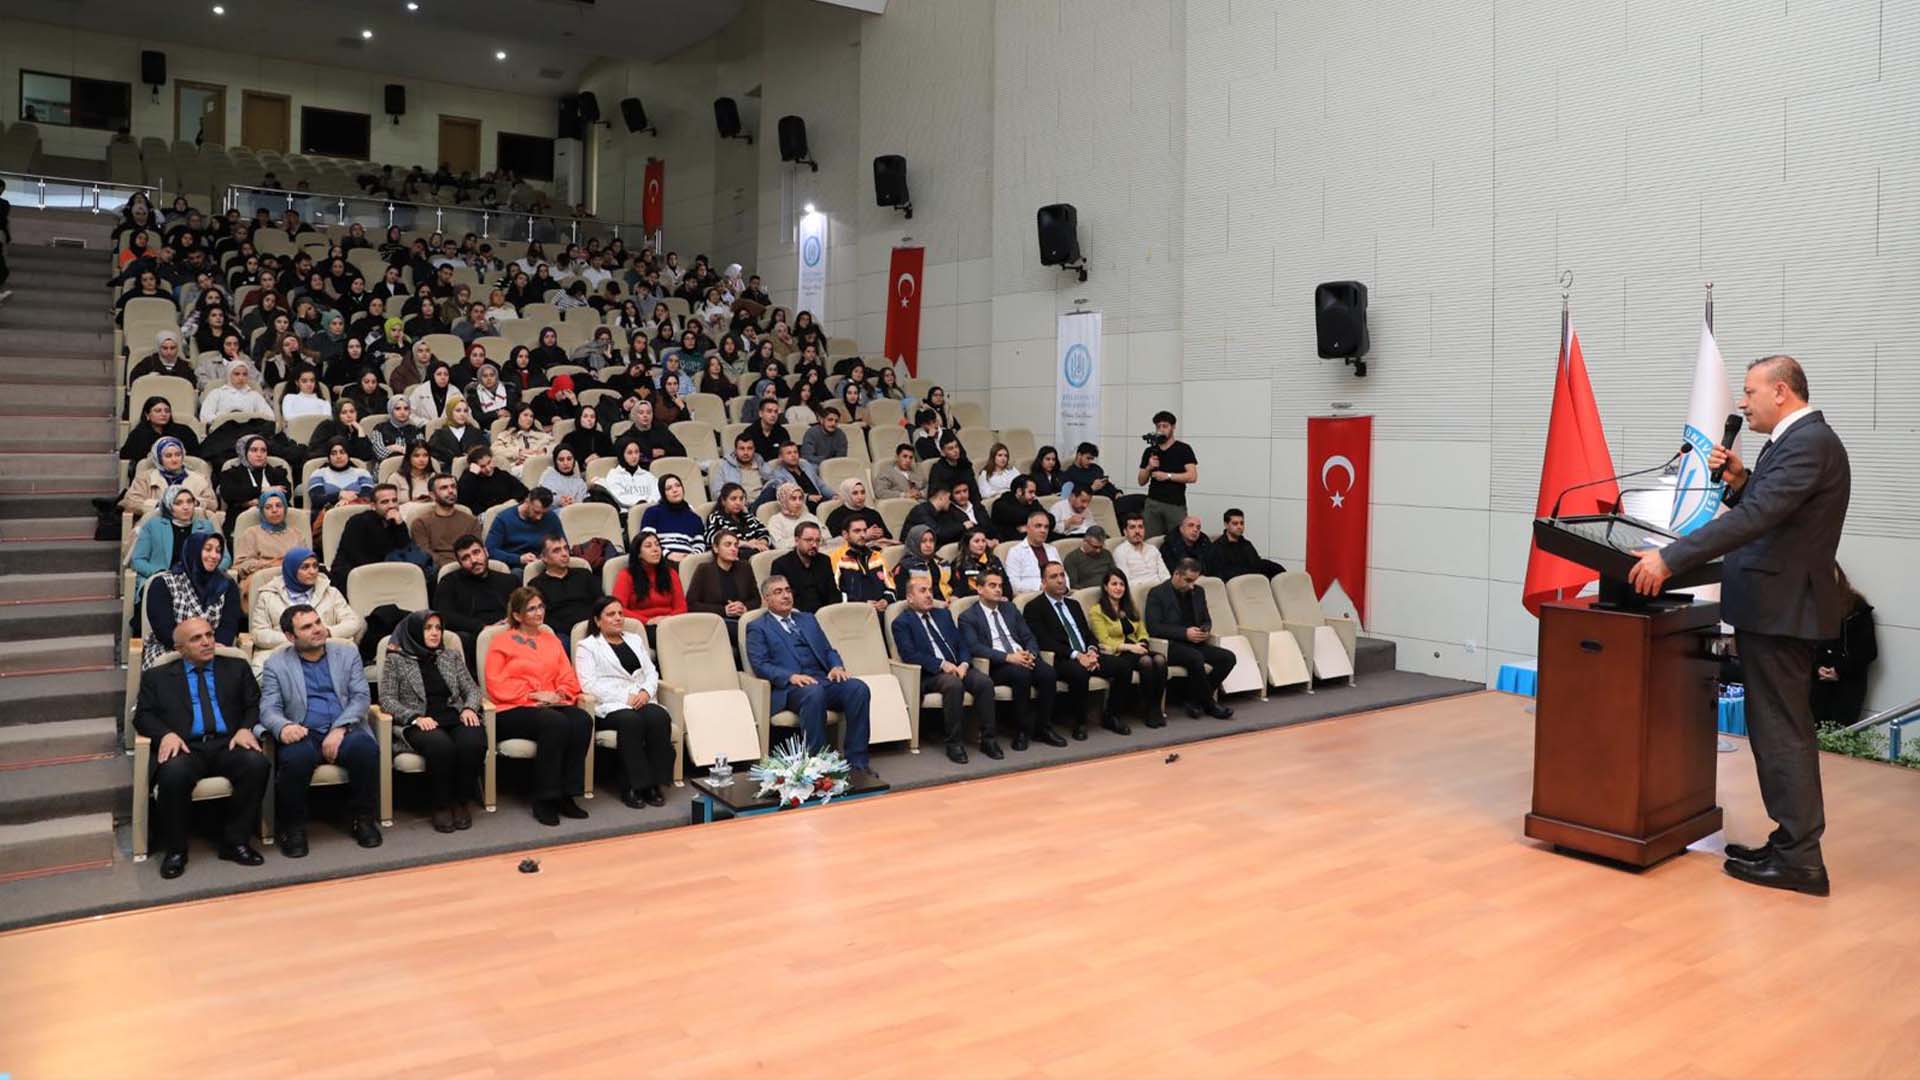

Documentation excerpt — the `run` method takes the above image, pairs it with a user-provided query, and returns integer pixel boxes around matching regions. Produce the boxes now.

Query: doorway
[175,80,226,146]
[437,115,481,176]
[239,90,290,153]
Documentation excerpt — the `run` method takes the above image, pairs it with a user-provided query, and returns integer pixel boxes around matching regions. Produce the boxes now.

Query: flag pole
[1560,270,1573,355]
[1705,280,1714,333]
[1704,279,1739,756]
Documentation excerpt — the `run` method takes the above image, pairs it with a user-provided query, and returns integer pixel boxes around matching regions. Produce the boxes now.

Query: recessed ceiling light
[406,1,419,9]
[361,28,374,39]
[495,50,508,61]
[211,3,224,12]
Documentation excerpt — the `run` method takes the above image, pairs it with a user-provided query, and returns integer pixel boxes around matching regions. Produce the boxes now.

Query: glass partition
[224,184,647,247]
[0,170,155,213]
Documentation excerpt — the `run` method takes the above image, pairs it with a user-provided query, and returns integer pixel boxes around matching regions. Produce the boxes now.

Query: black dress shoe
[451,803,473,830]
[533,800,561,826]
[1035,727,1068,748]
[219,843,265,866]
[556,797,589,820]
[1724,856,1830,897]
[979,739,1005,760]
[351,818,383,848]
[159,850,189,879]
[1011,732,1030,752]
[621,787,648,809]
[1725,841,1774,863]
[1143,714,1167,729]
[643,787,666,807]
[850,765,881,784]
[275,830,309,859]
[946,744,969,765]
[1205,702,1234,719]
[1102,715,1132,736]
[1071,723,1088,741]
[1184,702,1205,719]
[432,807,458,833]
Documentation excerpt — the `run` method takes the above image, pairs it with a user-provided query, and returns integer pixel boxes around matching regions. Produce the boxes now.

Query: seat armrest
[739,673,773,756]
[1281,620,1316,660]
[373,710,394,825]
[887,660,922,752]
[1327,616,1359,659]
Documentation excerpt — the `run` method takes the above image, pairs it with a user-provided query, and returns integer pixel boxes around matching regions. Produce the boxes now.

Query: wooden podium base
[1525,599,1725,869]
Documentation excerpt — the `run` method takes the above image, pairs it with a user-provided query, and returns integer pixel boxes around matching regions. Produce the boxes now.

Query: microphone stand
[1548,444,1691,522]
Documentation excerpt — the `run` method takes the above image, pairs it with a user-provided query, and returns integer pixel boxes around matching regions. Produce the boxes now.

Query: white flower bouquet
[749,735,852,808]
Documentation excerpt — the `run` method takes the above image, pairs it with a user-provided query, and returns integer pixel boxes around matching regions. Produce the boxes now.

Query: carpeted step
[0,475,117,497]
[0,570,118,603]
[0,417,118,447]
[0,516,99,541]
[0,813,115,882]
[0,599,121,641]
[0,382,118,409]
[0,352,117,378]
[0,304,113,330]
[0,669,125,726]
[0,717,120,766]
[0,539,120,575]
[5,242,111,265]
[0,328,116,359]
[0,451,118,479]
[0,493,114,521]
[1354,636,1396,676]
[0,756,126,824]
[0,633,117,676]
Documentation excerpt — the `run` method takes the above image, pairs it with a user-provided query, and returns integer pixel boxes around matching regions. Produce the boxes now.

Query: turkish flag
[883,245,926,376]
[641,159,664,233]
[1306,414,1372,625]
[1522,321,1618,616]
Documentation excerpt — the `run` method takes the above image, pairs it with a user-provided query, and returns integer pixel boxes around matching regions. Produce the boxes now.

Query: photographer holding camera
[1137,410,1198,538]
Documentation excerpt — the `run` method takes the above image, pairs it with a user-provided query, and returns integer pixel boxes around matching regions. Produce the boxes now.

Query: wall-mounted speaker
[576,91,601,125]
[1314,281,1370,375]
[620,97,656,136]
[384,83,406,120]
[558,95,582,140]
[874,154,911,218]
[1037,203,1086,280]
[778,115,816,171]
[140,50,167,89]
[714,97,751,143]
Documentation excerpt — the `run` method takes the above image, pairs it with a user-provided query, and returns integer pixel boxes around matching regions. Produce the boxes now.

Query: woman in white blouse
[572,596,676,808]
[199,359,272,424]
[279,368,331,424]
[765,482,820,550]
[977,442,1019,499]
[592,438,660,511]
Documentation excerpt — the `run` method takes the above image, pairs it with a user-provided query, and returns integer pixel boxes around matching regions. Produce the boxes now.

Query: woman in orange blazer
[485,587,594,826]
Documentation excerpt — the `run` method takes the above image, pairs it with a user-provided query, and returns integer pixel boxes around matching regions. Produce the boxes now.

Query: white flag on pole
[1670,315,1732,536]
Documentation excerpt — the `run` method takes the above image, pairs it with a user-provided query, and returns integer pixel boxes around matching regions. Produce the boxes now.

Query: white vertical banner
[795,209,829,324]
[1056,310,1101,451]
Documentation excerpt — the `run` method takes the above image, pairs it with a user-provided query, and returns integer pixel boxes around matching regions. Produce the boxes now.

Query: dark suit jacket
[1022,592,1096,659]
[744,611,845,713]
[959,600,1041,662]
[892,606,967,677]
[1663,410,1851,639]
[133,655,261,743]
[1145,581,1211,641]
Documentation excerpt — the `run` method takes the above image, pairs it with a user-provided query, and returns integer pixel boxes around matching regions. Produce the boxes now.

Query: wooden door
[437,115,481,175]
[240,90,290,153]
[175,81,225,145]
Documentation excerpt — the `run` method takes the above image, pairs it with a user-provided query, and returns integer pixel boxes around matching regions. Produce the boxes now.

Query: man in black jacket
[1203,508,1285,581]
[456,447,529,513]
[1021,562,1104,741]
[133,617,270,879]
[437,534,515,668]
[1159,514,1213,569]
[1145,560,1236,719]
[903,484,969,548]
[530,533,599,635]
[770,522,838,613]
[331,484,429,584]
[625,400,687,462]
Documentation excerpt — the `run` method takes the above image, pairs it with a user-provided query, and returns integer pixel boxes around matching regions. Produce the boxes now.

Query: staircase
[0,209,128,882]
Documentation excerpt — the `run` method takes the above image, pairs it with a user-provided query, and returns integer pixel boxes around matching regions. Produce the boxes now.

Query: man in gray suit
[259,604,382,857]
[1629,355,1849,897]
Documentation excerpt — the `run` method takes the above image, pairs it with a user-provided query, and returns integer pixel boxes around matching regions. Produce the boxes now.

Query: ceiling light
[406,1,419,9]
[804,203,817,215]
[361,28,374,39]
[211,3,224,12]
[495,50,508,61]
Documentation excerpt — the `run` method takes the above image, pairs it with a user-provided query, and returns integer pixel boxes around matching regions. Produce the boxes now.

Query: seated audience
[1204,508,1286,580]
[1087,569,1169,728]
[1061,442,1118,499]
[409,474,481,570]
[379,611,487,832]
[594,439,662,511]
[686,529,761,634]
[129,486,218,600]
[892,524,954,603]
[958,566,1065,750]
[639,475,705,565]
[770,522,837,613]
[705,482,773,554]
[825,477,894,544]
[707,434,767,503]
[486,487,566,568]
[120,396,201,481]
[259,604,381,855]
[1004,509,1062,595]
[1160,514,1213,569]
[1063,526,1115,587]
[614,530,688,626]
[766,482,821,549]
[394,440,440,503]
[429,398,489,469]
[976,443,1019,499]
[312,398,376,463]
[232,489,301,602]
[457,447,529,513]
[903,483,969,548]
[744,576,877,781]
[926,434,974,494]
[1020,561,1103,741]
[1145,559,1237,720]
[745,397,791,462]
[989,475,1045,542]
[949,479,987,533]
[124,436,214,517]
[573,596,677,808]
[369,395,426,464]
[199,359,272,430]
[249,547,364,666]
[872,443,922,502]
[485,587,594,826]
[133,618,268,879]
[833,517,894,609]
[1050,487,1097,538]
[894,573,996,763]
[492,404,553,477]
[538,446,590,507]
[949,526,1006,599]
[1028,445,1065,498]
[799,406,848,465]
[758,442,826,512]
[531,534,599,635]
[1113,513,1172,587]
[216,436,290,527]
[332,485,430,582]
[306,439,374,511]
[624,399,686,462]
[438,535,515,662]
[143,532,238,669]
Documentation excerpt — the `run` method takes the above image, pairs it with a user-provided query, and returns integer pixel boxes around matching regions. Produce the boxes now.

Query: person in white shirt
[484,288,519,324]
[765,482,821,550]
[1112,512,1171,587]
[1003,507,1062,595]
[278,368,331,423]
[976,442,1019,499]
[199,359,272,424]
[572,597,675,808]
[592,439,661,511]
[1049,488,1095,537]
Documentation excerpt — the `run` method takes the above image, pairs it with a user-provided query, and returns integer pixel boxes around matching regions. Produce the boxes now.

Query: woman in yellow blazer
[1086,569,1169,725]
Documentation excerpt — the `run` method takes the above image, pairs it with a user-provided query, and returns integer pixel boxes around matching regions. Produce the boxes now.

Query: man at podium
[1628,356,1850,897]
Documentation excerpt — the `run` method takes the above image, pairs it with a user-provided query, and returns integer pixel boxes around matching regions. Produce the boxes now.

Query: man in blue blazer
[958,567,1067,752]
[745,576,876,778]
[893,574,998,764]
[258,603,380,857]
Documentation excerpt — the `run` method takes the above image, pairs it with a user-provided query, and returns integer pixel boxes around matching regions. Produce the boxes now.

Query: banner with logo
[795,210,829,323]
[884,245,926,377]
[1056,311,1101,454]
[1670,311,1731,536]
[641,159,664,233]
[1305,414,1371,625]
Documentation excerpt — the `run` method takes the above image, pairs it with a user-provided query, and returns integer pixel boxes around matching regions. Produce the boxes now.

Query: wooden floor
[5,690,1920,1079]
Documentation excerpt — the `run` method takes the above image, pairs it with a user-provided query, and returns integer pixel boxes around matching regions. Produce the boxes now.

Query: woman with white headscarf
[199,358,272,424]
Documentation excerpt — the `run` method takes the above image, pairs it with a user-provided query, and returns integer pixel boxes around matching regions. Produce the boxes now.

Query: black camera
[1140,433,1161,444]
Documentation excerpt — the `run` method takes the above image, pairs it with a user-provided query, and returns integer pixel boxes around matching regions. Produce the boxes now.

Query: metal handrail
[222,183,658,248]
[1838,695,1920,760]
[0,169,155,213]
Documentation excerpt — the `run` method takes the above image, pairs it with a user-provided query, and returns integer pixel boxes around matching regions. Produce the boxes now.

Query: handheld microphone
[1548,443,1690,522]
[1709,413,1743,482]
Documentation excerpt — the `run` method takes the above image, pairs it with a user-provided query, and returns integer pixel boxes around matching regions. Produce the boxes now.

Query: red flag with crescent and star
[641,159,665,233]
[1306,414,1371,625]
[884,245,926,377]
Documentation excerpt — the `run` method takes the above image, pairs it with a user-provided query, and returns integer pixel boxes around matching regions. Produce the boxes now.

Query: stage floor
[4,691,1918,1079]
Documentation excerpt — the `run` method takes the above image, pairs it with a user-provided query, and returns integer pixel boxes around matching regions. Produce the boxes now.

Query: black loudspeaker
[619,97,655,135]
[1314,281,1370,369]
[714,97,744,139]
[874,155,911,217]
[384,83,406,118]
[777,115,816,170]
[1037,203,1081,265]
[576,91,601,125]
[141,50,167,88]
[558,96,582,140]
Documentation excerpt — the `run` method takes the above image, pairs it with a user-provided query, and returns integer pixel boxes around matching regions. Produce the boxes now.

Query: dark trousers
[786,678,872,767]
[1165,640,1236,705]
[923,667,997,746]
[275,725,380,828]
[989,658,1057,736]
[600,703,675,790]
[1053,654,1098,727]
[404,710,487,808]
[1737,630,1827,869]
[150,738,269,854]
[1103,650,1169,715]
[496,705,593,800]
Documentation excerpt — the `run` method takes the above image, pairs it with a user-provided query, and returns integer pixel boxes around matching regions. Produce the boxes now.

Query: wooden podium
[1524,599,1725,867]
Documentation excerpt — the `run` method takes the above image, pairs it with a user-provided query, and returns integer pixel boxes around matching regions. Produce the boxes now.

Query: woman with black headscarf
[503,345,546,395]
[216,434,292,531]
[120,396,201,480]
[406,360,459,424]
[530,326,569,371]
[559,403,615,464]
[141,531,239,668]
[379,610,488,832]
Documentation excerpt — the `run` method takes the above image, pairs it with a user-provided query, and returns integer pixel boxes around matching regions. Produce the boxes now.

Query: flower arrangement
[749,735,852,808]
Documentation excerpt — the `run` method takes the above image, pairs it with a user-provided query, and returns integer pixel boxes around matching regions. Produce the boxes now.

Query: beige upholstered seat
[1196,576,1267,699]
[368,633,471,823]
[1226,574,1313,691]
[130,647,252,860]
[129,373,197,425]
[653,613,760,784]
[820,459,867,492]
[568,616,674,777]
[648,456,702,494]
[671,420,721,463]
[319,503,371,565]
[345,562,429,617]
[558,501,622,546]
[1273,571,1358,685]
[877,498,917,539]
[814,601,921,752]
[1001,427,1038,468]
[522,556,590,584]
[230,505,312,538]
[685,392,727,427]
[951,401,988,430]
[476,623,601,808]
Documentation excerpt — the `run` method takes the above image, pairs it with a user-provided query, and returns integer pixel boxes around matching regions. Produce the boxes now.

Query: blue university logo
[1062,343,1092,388]
[1669,423,1723,534]
[802,236,822,267]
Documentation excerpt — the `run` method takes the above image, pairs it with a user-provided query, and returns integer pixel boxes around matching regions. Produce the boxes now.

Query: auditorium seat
[652,613,755,784]
[1223,574,1312,692]
[1273,571,1357,685]
[130,647,255,861]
